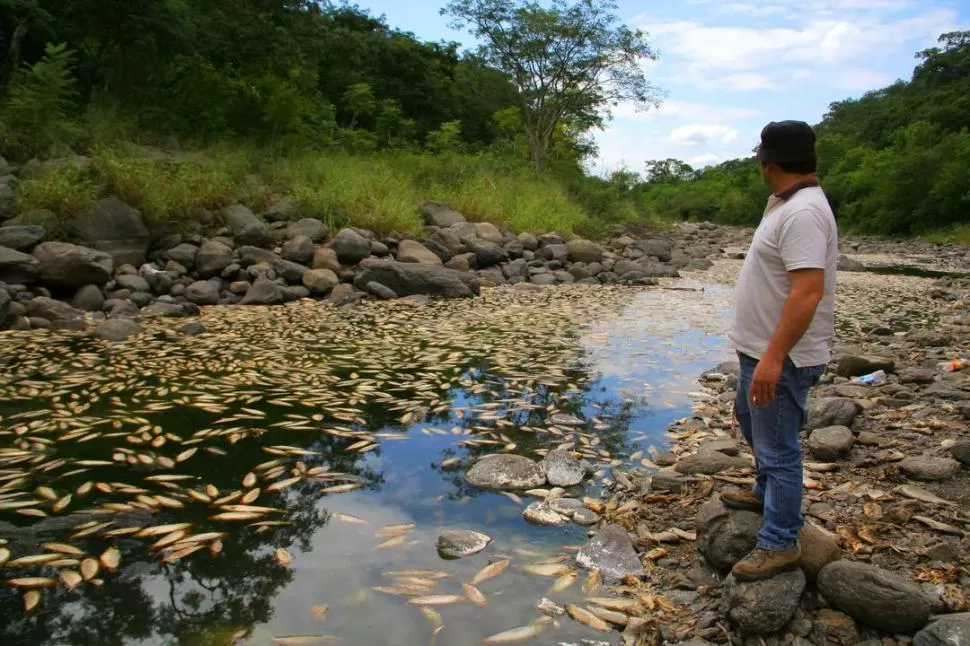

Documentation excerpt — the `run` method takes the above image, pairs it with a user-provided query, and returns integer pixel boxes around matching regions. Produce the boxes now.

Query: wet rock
[354,259,480,299]
[302,269,339,295]
[73,197,150,266]
[817,561,931,634]
[899,456,961,481]
[193,241,234,278]
[282,235,314,265]
[836,355,895,378]
[328,228,372,265]
[240,278,283,305]
[286,218,327,242]
[722,569,805,635]
[435,529,491,559]
[466,454,546,490]
[24,297,86,329]
[223,204,271,246]
[229,281,251,295]
[185,280,221,306]
[537,597,566,617]
[542,449,585,487]
[397,239,442,265]
[576,523,645,584]
[522,501,568,526]
[141,302,189,318]
[327,283,365,307]
[651,470,690,492]
[571,508,600,526]
[812,609,860,645]
[807,398,862,430]
[0,246,39,284]
[33,242,113,287]
[72,284,104,312]
[420,202,466,228]
[654,452,678,467]
[0,225,45,251]
[807,426,856,460]
[181,322,205,336]
[550,413,585,427]
[914,613,970,646]
[675,452,749,475]
[567,239,605,264]
[95,318,141,342]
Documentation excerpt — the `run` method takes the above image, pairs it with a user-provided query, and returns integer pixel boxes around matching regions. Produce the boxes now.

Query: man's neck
[771,174,819,199]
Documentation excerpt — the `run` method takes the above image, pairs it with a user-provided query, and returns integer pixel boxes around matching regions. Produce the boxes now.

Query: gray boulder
[115,274,151,293]
[420,202,467,228]
[817,561,930,634]
[638,239,673,261]
[271,258,310,283]
[302,269,339,295]
[287,218,327,242]
[354,259,480,299]
[465,238,508,268]
[328,228,372,264]
[397,239,443,265]
[567,239,605,264]
[72,284,105,313]
[33,242,113,287]
[282,235,314,265]
[240,278,283,305]
[223,204,271,246]
[139,265,172,295]
[436,529,491,559]
[838,255,866,272]
[914,613,970,646]
[518,232,538,251]
[0,225,45,251]
[541,449,585,487]
[238,245,278,267]
[73,197,150,267]
[327,283,365,307]
[185,280,221,305]
[899,456,962,481]
[95,318,141,342]
[538,243,569,262]
[365,281,397,300]
[836,354,895,378]
[522,501,568,526]
[466,454,546,490]
[0,180,15,220]
[166,243,199,269]
[473,222,503,245]
[140,302,189,318]
[0,287,9,322]
[675,452,749,475]
[807,398,862,430]
[24,296,86,329]
[807,426,855,461]
[950,441,970,466]
[722,570,806,635]
[0,245,40,284]
[576,524,645,584]
[312,247,341,272]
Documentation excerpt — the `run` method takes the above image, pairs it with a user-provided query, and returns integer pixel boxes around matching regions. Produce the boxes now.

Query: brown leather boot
[731,546,801,581]
[719,489,764,512]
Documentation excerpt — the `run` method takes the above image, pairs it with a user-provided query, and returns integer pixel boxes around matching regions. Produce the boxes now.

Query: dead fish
[565,604,611,632]
[375,535,407,549]
[585,597,638,612]
[271,636,342,645]
[521,563,569,577]
[162,544,205,563]
[8,553,64,567]
[588,605,629,626]
[210,512,263,522]
[276,548,294,567]
[136,523,192,538]
[332,513,367,524]
[24,590,41,613]
[267,476,302,493]
[482,624,546,644]
[7,577,57,588]
[42,543,85,556]
[471,559,510,585]
[408,595,464,606]
[461,583,487,606]
[310,604,329,619]
[550,572,578,592]
[374,523,414,538]
[99,547,121,570]
[0,548,9,566]
[58,569,83,592]
[80,559,99,580]
[321,484,361,494]
[913,515,965,536]
[897,485,956,506]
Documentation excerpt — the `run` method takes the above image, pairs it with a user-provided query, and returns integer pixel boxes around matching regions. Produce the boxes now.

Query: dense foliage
[636,31,970,238]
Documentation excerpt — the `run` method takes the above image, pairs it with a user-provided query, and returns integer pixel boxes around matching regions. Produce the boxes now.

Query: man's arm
[749,269,825,407]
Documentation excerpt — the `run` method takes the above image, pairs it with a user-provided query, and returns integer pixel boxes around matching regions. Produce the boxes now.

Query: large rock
[0,287,9,322]
[140,301,189,318]
[0,245,40,283]
[465,238,508,268]
[950,441,970,466]
[397,239,443,265]
[807,398,862,431]
[675,453,749,475]
[238,245,278,267]
[812,609,860,646]
[166,243,199,269]
[420,202,467,228]
[328,228,372,265]
[312,247,341,272]
[223,204,271,246]
[575,524,645,584]
[282,235,314,265]
[914,613,970,646]
[0,226,45,251]
[807,426,855,461]
[838,255,866,272]
[638,239,673,261]
[302,269,339,295]
[522,501,568,526]
[72,197,150,267]
[722,570,805,635]
[436,529,491,559]
[95,318,141,342]
[24,296,86,329]
[567,239,605,264]
[139,264,172,295]
[33,242,113,287]
[836,354,895,378]
[354,259,480,299]
[195,241,234,278]
[0,180,15,220]
[271,258,310,283]
[466,454,546,490]
[518,232,538,251]
[541,449,585,487]
[240,278,283,305]
[116,274,151,293]
[899,456,962,481]
[473,222,503,245]
[327,283,365,307]
[287,218,327,242]
[817,561,931,634]
[185,280,221,305]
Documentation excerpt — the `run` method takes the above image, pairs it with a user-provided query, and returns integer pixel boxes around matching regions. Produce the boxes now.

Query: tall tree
[443,0,662,173]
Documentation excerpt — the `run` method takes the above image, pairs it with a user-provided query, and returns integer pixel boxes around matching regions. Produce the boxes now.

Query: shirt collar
[774,177,819,200]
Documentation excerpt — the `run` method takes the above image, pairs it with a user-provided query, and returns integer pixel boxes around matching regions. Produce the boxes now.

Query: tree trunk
[0,19,29,90]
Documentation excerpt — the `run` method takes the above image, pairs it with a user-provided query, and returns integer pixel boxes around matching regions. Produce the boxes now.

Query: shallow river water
[0,282,732,646]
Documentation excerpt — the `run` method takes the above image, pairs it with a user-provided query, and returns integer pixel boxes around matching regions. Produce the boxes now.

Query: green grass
[921,224,970,245]
[16,164,100,220]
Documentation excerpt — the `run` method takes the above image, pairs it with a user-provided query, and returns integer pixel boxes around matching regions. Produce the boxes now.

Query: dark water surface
[0,284,731,646]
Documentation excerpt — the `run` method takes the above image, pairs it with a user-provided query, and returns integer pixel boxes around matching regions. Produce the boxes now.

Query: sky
[353,0,969,175]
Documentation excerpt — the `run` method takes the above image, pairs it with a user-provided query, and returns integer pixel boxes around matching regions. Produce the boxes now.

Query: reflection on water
[0,284,731,645]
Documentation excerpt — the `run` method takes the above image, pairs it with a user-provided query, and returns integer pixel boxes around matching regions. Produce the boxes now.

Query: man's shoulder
[785,187,833,214]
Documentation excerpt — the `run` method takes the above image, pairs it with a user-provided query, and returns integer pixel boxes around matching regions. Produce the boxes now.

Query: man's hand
[750,354,784,407]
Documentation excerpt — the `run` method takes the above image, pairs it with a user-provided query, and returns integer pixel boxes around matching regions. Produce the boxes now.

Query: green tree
[443,0,662,173]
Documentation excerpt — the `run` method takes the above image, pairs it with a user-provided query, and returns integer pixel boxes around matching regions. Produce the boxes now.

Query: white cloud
[611,99,762,122]
[668,124,741,146]
[688,153,723,167]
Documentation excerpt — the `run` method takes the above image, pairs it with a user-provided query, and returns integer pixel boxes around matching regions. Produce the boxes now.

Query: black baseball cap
[756,120,816,164]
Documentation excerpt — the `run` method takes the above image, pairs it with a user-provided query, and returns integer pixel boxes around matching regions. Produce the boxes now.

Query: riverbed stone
[328,228,372,264]
[541,449,585,487]
[166,243,199,269]
[185,280,221,305]
[466,454,546,490]
[116,274,151,293]
[420,202,466,228]
[286,218,327,242]
[465,238,508,268]
[473,222,503,245]
[817,561,931,634]
[240,278,283,305]
[807,426,856,461]
[675,452,749,475]
[0,225,45,251]
[355,259,479,299]
[33,242,113,287]
[807,398,862,430]
[576,523,645,584]
[141,301,189,318]
[836,354,896,378]
[567,239,605,263]
[812,609,860,646]
[914,613,970,646]
[282,235,314,264]
[302,269,339,295]
[73,197,151,267]
[95,317,141,342]
[223,204,271,246]
[435,529,492,559]
[899,367,937,385]
[949,441,970,466]
[722,569,805,635]
[899,456,962,481]
[0,246,40,284]
[522,501,568,526]
[72,285,104,312]
[24,296,86,329]
[397,239,442,265]
[194,241,234,278]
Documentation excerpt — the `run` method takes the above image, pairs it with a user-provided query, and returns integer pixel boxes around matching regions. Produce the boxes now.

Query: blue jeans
[735,353,825,551]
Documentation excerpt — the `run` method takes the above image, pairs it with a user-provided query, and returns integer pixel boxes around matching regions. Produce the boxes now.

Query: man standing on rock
[723,120,838,581]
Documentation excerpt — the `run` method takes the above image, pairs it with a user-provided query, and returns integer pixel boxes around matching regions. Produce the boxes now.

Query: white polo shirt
[729,184,838,368]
